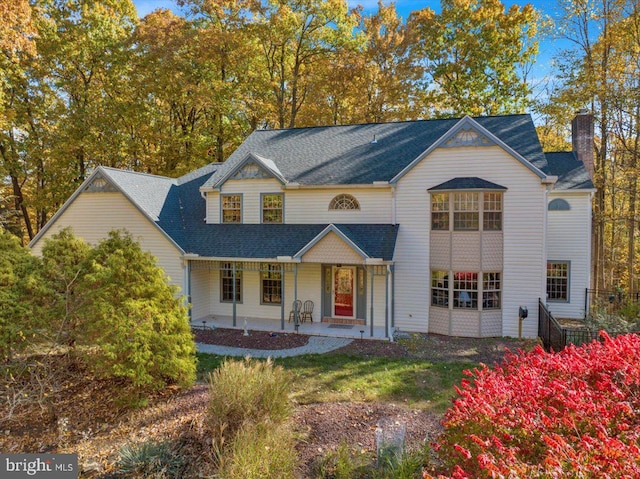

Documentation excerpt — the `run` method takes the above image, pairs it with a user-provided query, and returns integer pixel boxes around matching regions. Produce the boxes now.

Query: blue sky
[133,0,567,85]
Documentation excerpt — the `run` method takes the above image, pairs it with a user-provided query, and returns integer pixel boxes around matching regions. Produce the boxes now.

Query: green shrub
[0,230,42,362]
[207,357,292,449]
[116,440,184,478]
[216,421,297,479]
[40,228,91,348]
[80,230,197,390]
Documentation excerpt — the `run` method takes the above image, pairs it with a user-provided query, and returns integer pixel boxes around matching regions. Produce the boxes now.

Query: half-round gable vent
[329,194,360,210]
[548,198,570,211]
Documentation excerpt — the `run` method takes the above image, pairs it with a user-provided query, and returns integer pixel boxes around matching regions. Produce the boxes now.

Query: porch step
[321,317,365,326]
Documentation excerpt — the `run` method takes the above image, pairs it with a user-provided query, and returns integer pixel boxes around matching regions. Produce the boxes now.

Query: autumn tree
[546,0,636,291]
[252,0,358,128]
[410,0,541,116]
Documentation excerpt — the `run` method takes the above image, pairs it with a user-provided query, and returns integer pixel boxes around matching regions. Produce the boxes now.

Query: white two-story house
[29,113,595,339]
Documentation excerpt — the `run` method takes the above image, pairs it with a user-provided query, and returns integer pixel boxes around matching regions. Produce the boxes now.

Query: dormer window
[222,194,242,223]
[329,194,360,210]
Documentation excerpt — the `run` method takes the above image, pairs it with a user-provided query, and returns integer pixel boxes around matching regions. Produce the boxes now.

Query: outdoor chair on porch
[301,300,314,323]
[288,299,302,323]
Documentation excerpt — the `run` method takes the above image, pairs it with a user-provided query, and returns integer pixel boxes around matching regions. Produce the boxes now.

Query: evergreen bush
[80,230,196,389]
[0,231,42,362]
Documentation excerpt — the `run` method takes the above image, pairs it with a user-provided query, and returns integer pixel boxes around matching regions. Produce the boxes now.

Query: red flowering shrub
[428,333,640,478]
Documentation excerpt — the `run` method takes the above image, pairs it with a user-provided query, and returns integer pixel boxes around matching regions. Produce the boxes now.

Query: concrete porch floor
[191,315,394,341]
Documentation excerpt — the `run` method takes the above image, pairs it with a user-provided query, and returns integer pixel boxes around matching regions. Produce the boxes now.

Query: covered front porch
[185,224,398,339]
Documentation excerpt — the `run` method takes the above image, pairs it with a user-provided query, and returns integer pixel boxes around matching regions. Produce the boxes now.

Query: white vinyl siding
[30,191,184,290]
[394,145,547,338]
[546,192,592,319]
[206,184,392,224]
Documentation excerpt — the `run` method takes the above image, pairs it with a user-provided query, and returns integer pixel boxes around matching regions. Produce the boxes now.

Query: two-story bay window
[222,194,242,223]
[262,194,283,223]
[261,264,282,304]
[547,261,569,301]
[221,262,242,302]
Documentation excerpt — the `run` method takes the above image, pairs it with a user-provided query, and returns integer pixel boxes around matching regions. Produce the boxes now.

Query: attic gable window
[222,194,242,223]
[329,194,360,210]
[548,198,570,211]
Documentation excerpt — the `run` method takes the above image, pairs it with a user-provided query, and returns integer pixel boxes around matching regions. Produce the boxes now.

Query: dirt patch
[295,401,441,473]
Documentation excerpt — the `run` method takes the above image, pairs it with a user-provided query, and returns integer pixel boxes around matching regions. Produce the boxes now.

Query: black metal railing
[539,297,637,351]
[538,299,565,352]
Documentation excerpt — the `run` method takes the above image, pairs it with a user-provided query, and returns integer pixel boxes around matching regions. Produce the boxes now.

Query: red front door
[334,267,355,317]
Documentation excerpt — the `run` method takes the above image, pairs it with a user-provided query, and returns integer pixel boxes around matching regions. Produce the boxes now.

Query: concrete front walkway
[196,335,353,358]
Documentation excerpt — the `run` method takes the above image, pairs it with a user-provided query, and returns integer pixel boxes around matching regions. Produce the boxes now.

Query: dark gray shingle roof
[428,177,507,191]
[543,152,595,190]
[204,114,548,187]
[181,223,398,260]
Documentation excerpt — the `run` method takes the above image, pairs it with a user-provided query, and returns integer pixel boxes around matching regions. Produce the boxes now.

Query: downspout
[186,260,192,322]
[391,186,397,225]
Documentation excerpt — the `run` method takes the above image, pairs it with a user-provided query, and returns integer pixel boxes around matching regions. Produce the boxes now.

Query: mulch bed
[193,327,310,350]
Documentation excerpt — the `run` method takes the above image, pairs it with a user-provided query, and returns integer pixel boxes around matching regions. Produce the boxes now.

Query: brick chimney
[571,109,594,179]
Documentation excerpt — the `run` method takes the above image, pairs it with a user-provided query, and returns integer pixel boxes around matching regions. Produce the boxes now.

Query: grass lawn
[197,352,474,412]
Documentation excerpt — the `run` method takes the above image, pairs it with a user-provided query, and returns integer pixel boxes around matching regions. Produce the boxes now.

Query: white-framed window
[454,192,479,231]
[483,192,502,231]
[222,194,242,223]
[262,193,283,224]
[431,191,503,232]
[431,193,449,231]
[453,272,478,308]
[431,270,449,307]
[261,264,282,305]
[547,261,569,302]
[221,262,242,302]
[329,194,360,210]
[482,272,501,309]
[432,270,501,310]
